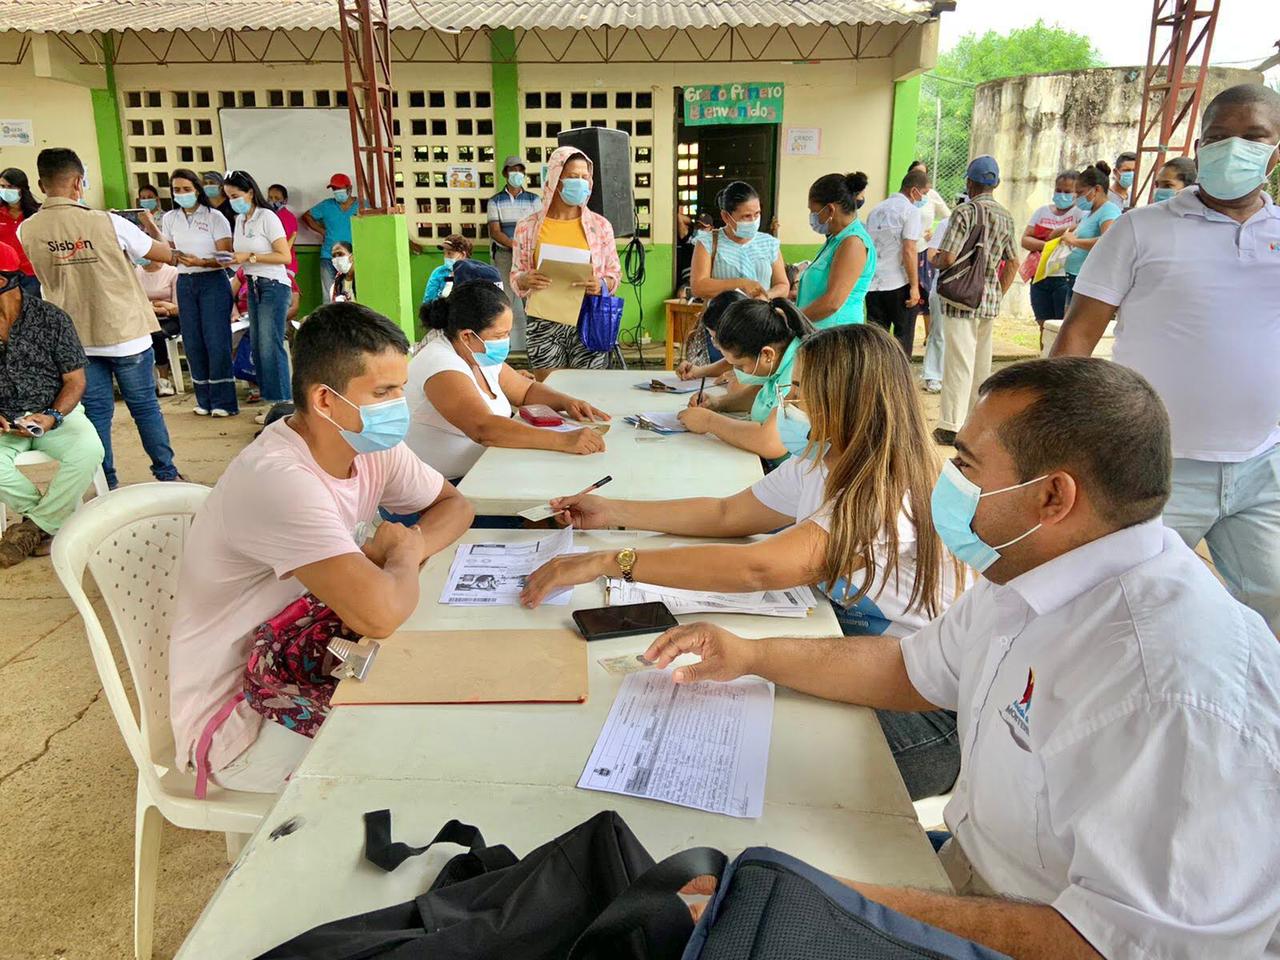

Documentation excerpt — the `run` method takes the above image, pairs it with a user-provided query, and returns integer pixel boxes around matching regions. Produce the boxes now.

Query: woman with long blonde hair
[521,322,963,637]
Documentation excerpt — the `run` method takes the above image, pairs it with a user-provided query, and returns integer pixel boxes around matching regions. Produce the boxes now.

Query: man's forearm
[53,374,85,413]
[852,884,1102,960]
[998,261,1018,295]
[413,492,474,559]
[752,635,936,711]
[902,242,919,289]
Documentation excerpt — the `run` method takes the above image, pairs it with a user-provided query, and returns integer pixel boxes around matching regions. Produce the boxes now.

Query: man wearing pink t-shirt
[170,302,473,792]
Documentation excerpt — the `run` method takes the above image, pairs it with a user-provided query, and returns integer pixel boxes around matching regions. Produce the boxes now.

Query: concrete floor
[0,326,1036,960]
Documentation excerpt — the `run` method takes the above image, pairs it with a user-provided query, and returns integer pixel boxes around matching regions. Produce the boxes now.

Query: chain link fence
[914,73,975,208]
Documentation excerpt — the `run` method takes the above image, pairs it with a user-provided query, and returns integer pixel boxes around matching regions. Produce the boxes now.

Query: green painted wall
[351,213,415,339]
[91,35,130,210]
[887,76,922,187]
[489,28,520,173]
[780,242,822,267]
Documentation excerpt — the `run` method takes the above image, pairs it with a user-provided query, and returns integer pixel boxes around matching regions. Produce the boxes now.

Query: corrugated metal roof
[0,0,935,34]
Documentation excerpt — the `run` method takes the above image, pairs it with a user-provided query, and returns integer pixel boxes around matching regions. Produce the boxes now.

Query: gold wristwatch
[249,252,259,264]
[615,547,637,583]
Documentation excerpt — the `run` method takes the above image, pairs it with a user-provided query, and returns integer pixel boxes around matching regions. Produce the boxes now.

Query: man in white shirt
[1053,83,1280,632]
[864,169,928,357]
[20,147,183,488]
[644,357,1280,960]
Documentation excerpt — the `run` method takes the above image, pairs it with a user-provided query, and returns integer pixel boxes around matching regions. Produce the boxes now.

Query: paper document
[635,376,702,394]
[606,579,817,618]
[537,243,592,268]
[623,412,688,434]
[518,503,561,522]
[440,527,580,606]
[578,670,774,818]
[524,257,594,324]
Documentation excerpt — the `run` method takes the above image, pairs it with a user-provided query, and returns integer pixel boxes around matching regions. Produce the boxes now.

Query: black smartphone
[572,601,678,642]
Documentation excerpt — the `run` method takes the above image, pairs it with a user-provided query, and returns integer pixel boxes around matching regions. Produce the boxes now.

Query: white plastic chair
[0,449,109,530]
[163,335,185,395]
[50,484,275,960]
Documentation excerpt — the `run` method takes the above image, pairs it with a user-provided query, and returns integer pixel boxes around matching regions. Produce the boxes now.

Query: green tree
[917,21,1104,204]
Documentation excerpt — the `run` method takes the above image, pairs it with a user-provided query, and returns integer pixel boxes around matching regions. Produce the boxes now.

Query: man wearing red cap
[301,173,359,303]
[0,239,104,567]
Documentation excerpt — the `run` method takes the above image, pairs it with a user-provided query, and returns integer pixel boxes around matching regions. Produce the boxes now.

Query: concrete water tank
[970,66,1261,319]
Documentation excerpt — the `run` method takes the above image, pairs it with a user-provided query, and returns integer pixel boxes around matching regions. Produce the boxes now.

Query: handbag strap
[566,846,727,960]
[710,227,719,267]
[363,809,516,874]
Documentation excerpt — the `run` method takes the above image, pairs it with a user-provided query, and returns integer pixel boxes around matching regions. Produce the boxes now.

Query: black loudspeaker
[557,127,636,237]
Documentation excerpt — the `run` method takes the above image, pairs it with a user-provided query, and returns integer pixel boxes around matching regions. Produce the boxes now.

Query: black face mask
[855,197,865,210]
[0,271,23,295]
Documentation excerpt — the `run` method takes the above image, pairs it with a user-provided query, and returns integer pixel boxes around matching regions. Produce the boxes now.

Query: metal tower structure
[1131,0,1221,205]
[337,0,398,214]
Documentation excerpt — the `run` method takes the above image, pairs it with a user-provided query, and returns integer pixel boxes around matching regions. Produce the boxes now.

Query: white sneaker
[254,409,268,425]
[211,408,232,418]
[193,406,210,416]
[924,380,942,394]
[156,377,175,397]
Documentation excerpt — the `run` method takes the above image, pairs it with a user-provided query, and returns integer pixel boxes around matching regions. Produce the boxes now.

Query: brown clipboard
[330,629,588,706]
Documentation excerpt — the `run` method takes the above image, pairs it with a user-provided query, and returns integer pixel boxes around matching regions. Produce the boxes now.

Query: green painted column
[353,213,416,339]
[887,76,922,188]
[91,34,130,210]
[489,28,520,172]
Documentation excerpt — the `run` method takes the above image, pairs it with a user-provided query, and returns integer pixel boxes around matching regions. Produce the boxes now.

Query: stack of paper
[605,579,817,618]
[622,412,688,434]
[634,376,702,394]
[441,527,582,607]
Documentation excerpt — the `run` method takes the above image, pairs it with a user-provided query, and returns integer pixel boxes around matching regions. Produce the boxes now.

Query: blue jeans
[922,290,945,383]
[319,257,336,304]
[1164,443,1280,632]
[82,347,178,487]
[246,276,292,404]
[1029,275,1071,323]
[177,270,237,413]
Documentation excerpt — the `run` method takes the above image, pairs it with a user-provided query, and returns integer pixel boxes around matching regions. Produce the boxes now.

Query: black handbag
[255,810,693,960]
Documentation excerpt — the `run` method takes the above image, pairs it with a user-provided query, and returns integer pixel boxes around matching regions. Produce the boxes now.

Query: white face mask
[332,255,353,274]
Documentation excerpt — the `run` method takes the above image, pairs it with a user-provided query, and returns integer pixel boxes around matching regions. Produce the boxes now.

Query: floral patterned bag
[242,593,360,738]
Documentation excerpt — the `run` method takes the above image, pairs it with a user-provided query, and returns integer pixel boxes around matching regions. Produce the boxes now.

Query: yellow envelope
[525,258,595,325]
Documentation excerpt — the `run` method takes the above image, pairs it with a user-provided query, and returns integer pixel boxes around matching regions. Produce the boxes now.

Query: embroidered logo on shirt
[1001,668,1035,749]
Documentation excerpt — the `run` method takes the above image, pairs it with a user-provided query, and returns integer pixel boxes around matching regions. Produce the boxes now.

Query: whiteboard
[220,108,356,245]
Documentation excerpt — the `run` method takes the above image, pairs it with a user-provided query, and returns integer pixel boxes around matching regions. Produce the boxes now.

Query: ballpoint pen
[696,376,706,405]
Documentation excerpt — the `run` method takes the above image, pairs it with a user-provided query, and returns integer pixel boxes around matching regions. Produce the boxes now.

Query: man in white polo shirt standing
[1053,83,1280,632]
[644,358,1280,959]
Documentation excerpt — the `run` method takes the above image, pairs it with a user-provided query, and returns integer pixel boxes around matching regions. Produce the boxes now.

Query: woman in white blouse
[690,180,788,301]
[406,281,611,480]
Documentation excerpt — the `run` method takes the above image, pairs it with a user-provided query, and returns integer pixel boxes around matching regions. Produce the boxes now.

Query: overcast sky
[939,0,1279,82]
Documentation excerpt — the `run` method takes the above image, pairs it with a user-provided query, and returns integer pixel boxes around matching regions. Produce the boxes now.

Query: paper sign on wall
[784,128,821,156]
[447,164,479,189]
[683,83,784,126]
[0,119,33,146]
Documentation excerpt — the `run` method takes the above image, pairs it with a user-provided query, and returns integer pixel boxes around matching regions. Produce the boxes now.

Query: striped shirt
[937,194,1018,320]
[693,229,780,290]
[487,188,541,254]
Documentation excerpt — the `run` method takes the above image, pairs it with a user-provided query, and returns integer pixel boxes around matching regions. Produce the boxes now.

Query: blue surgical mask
[777,403,827,461]
[730,215,759,241]
[1052,192,1075,210]
[1075,195,1093,212]
[931,460,1047,573]
[203,184,222,198]
[559,177,591,206]
[134,258,150,267]
[139,197,158,211]
[733,351,774,386]
[809,210,830,236]
[0,187,18,205]
[913,196,928,209]
[507,171,526,188]
[321,386,410,454]
[229,196,252,215]
[1196,137,1279,201]
[333,189,350,203]
[1153,187,1177,202]
[468,332,510,367]
[174,192,198,209]
[1118,171,1134,189]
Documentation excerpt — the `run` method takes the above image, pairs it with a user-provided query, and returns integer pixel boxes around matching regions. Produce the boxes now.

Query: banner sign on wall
[683,83,784,126]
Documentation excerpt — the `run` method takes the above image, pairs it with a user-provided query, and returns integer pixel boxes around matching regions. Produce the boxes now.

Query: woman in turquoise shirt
[677,297,813,460]
[1062,161,1121,290]
[797,171,876,328]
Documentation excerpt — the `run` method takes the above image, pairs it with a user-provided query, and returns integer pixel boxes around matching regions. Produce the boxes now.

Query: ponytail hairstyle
[808,171,870,214]
[419,279,511,341]
[1077,162,1111,198]
[715,180,759,217]
[716,296,813,360]
[170,168,212,208]
[700,289,748,334]
[797,323,960,618]
[0,167,40,218]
